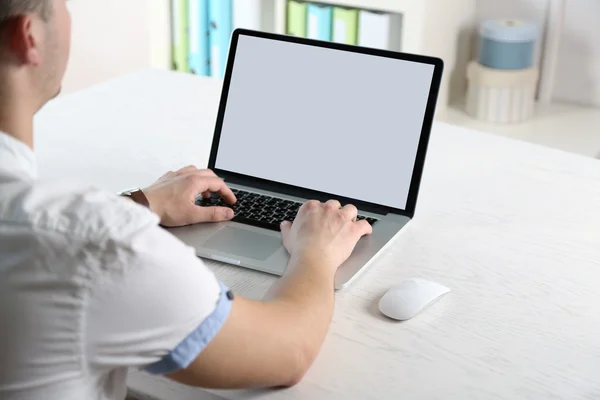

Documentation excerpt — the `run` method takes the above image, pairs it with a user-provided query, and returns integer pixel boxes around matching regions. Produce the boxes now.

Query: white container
[466,61,539,123]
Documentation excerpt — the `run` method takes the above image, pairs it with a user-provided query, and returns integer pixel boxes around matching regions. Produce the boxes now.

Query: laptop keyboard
[196,188,378,232]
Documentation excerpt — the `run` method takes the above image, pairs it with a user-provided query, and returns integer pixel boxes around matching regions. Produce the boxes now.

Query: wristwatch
[120,188,151,210]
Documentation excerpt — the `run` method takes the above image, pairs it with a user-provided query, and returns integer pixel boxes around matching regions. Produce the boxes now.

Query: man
[0,0,372,399]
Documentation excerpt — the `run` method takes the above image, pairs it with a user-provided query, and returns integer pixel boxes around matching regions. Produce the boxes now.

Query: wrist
[120,188,151,210]
[272,252,336,303]
[139,187,166,221]
[289,251,338,276]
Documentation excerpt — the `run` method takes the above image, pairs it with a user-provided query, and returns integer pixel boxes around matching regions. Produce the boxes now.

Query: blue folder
[307,3,333,41]
[208,0,233,79]
[188,0,210,76]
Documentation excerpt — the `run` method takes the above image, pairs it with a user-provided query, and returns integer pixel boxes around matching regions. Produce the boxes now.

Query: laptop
[169,29,443,289]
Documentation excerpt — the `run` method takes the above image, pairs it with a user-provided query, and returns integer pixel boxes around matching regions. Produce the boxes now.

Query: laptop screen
[213,34,437,211]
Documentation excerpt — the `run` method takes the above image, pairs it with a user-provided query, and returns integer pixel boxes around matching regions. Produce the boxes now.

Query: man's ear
[5,15,42,66]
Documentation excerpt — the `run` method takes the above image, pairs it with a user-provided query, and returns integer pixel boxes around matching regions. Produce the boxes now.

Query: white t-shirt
[0,132,233,400]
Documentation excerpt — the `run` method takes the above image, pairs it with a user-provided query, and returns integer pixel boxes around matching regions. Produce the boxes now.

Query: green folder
[287,0,307,37]
[171,0,190,72]
[332,7,359,45]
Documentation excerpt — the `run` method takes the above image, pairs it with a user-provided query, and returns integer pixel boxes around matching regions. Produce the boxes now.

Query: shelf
[272,0,409,46]
[306,0,416,14]
[153,0,475,119]
[445,102,600,159]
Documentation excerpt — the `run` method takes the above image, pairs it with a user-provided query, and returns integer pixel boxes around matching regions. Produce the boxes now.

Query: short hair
[0,0,51,27]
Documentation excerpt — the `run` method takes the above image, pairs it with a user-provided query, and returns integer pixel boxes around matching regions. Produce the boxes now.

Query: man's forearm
[166,257,336,389]
[266,254,337,372]
[167,256,337,389]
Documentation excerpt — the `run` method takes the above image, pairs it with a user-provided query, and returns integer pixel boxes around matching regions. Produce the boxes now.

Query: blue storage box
[478,19,538,70]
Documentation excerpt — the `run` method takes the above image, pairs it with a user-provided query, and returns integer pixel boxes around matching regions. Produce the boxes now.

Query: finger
[280,220,292,237]
[300,200,320,213]
[202,191,211,199]
[176,165,198,175]
[193,206,234,223]
[280,221,293,253]
[189,176,237,204]
[340,204,358,220]
[354,220,373,237]
[325,199,342,209]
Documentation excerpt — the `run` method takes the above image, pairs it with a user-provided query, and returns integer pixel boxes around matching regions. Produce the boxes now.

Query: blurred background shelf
[169,0,475,120]
[64,0,476,120]
[290,0,416,14]
[62,0,600,159]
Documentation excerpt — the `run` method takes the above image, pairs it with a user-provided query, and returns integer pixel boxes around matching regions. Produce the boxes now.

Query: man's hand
[142,166,237,228]
[280,199,373,271]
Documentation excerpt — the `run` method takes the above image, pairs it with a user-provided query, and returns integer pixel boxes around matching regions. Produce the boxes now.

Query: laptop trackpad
[203,227,281,261]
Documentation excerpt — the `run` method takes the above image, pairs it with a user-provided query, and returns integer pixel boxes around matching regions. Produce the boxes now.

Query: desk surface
[35,70,600,400]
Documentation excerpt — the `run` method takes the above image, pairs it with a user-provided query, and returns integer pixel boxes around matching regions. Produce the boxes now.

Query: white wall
[419,0,476,114]
[62,0,170,94]
[552,0,600,107]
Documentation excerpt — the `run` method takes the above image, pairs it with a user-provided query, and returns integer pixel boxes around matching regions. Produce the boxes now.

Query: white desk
[35,70,600,400]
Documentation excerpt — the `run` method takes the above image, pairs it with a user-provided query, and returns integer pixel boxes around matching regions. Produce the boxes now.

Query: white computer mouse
[378,278,450,321]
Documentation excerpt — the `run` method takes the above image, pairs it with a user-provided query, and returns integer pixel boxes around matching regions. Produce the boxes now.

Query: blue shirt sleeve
[144,281,233,375]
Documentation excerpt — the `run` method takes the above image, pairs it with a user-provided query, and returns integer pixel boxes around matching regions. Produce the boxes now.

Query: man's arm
[167,255,335,388]
[115,167,371,388]
[166,200,372,388]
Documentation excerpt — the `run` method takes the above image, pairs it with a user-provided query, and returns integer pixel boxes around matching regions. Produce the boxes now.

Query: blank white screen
[215,35,435,210]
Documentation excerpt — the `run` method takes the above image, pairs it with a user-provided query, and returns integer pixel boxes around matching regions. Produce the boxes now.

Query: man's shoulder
[0,179,160,244]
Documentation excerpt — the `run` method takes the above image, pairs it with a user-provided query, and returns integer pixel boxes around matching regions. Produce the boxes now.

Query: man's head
[0,0,71,110]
